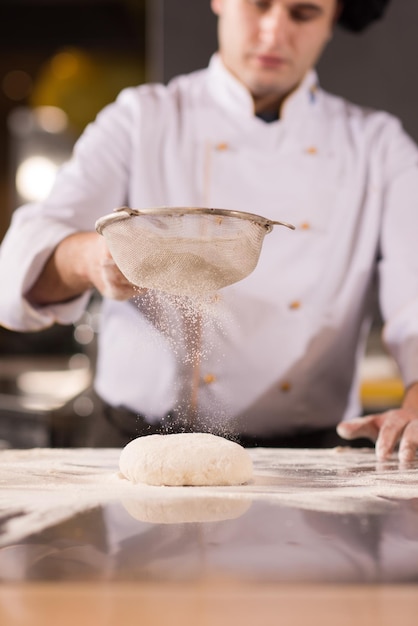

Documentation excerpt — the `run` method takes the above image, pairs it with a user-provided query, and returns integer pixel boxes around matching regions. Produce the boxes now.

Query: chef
[1,0,417,460]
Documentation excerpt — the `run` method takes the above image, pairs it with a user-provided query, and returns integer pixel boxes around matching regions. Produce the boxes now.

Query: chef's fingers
[374,410,410,460]
[100,259,135,299]
[100,258,150,300]
[398,420,418,463]
[336,416,380,442]
[338,411,418,462]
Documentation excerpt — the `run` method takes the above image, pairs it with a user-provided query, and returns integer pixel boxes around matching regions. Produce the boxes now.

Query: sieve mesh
[96,207,294,296]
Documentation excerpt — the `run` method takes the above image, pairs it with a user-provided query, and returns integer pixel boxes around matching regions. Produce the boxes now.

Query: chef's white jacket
[1,54,418,437]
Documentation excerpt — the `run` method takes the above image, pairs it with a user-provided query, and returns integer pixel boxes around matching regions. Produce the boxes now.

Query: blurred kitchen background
[0,0,417,448]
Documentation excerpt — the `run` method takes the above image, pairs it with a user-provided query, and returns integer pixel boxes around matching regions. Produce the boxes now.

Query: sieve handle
[266,220,296,231]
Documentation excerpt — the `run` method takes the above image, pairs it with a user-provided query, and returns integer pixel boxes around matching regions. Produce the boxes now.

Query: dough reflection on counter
[121,495,253,524]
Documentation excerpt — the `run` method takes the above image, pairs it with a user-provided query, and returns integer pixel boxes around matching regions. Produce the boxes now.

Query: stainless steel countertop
[1,447,418,585]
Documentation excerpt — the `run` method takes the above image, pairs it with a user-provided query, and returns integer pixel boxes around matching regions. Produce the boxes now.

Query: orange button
[300,222,311,230]
[280,381,292,392]
[289,300,301,310]
[203,373,216,385]
[215,142,229,151]
[306,146,318,155]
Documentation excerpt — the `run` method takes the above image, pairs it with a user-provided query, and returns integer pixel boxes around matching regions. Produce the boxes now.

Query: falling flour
[133,286,235,438]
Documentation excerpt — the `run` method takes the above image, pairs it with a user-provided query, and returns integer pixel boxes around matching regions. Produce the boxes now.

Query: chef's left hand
[336,381,418,463]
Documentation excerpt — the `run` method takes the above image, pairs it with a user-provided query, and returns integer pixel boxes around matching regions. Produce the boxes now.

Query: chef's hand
[336,381,418,463]
[26,232,143,305]
[88,234,139,301]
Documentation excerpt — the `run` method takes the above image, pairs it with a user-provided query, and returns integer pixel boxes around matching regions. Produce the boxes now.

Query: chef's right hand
[26,232,143,306]
[89,234,139,301]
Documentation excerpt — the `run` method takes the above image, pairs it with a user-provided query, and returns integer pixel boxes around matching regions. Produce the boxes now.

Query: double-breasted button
[203,373,216,385]
[289,300,301,310]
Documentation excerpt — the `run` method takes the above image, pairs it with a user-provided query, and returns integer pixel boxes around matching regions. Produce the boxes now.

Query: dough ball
[119,432,253,486]
[122,495,252,524]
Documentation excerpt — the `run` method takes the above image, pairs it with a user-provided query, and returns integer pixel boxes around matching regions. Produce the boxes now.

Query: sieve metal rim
[95,206,295,235]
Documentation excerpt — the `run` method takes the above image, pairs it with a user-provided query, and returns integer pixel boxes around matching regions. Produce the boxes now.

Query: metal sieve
[95,206,295,296]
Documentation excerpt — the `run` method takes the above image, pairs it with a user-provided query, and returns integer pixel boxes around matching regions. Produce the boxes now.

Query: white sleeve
[0,87,138,331]
[378,118,418,387]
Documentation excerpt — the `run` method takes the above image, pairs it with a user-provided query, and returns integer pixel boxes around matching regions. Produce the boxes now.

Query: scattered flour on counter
[1,447,418,546]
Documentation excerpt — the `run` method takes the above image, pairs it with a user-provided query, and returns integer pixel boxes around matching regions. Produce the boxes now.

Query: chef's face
[211,0,340,107]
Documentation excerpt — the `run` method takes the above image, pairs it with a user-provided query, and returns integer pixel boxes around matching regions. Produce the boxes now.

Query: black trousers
[80,395,373,450]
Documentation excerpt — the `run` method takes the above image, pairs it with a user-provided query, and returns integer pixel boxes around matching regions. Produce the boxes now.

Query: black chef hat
[338,0,391,32]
